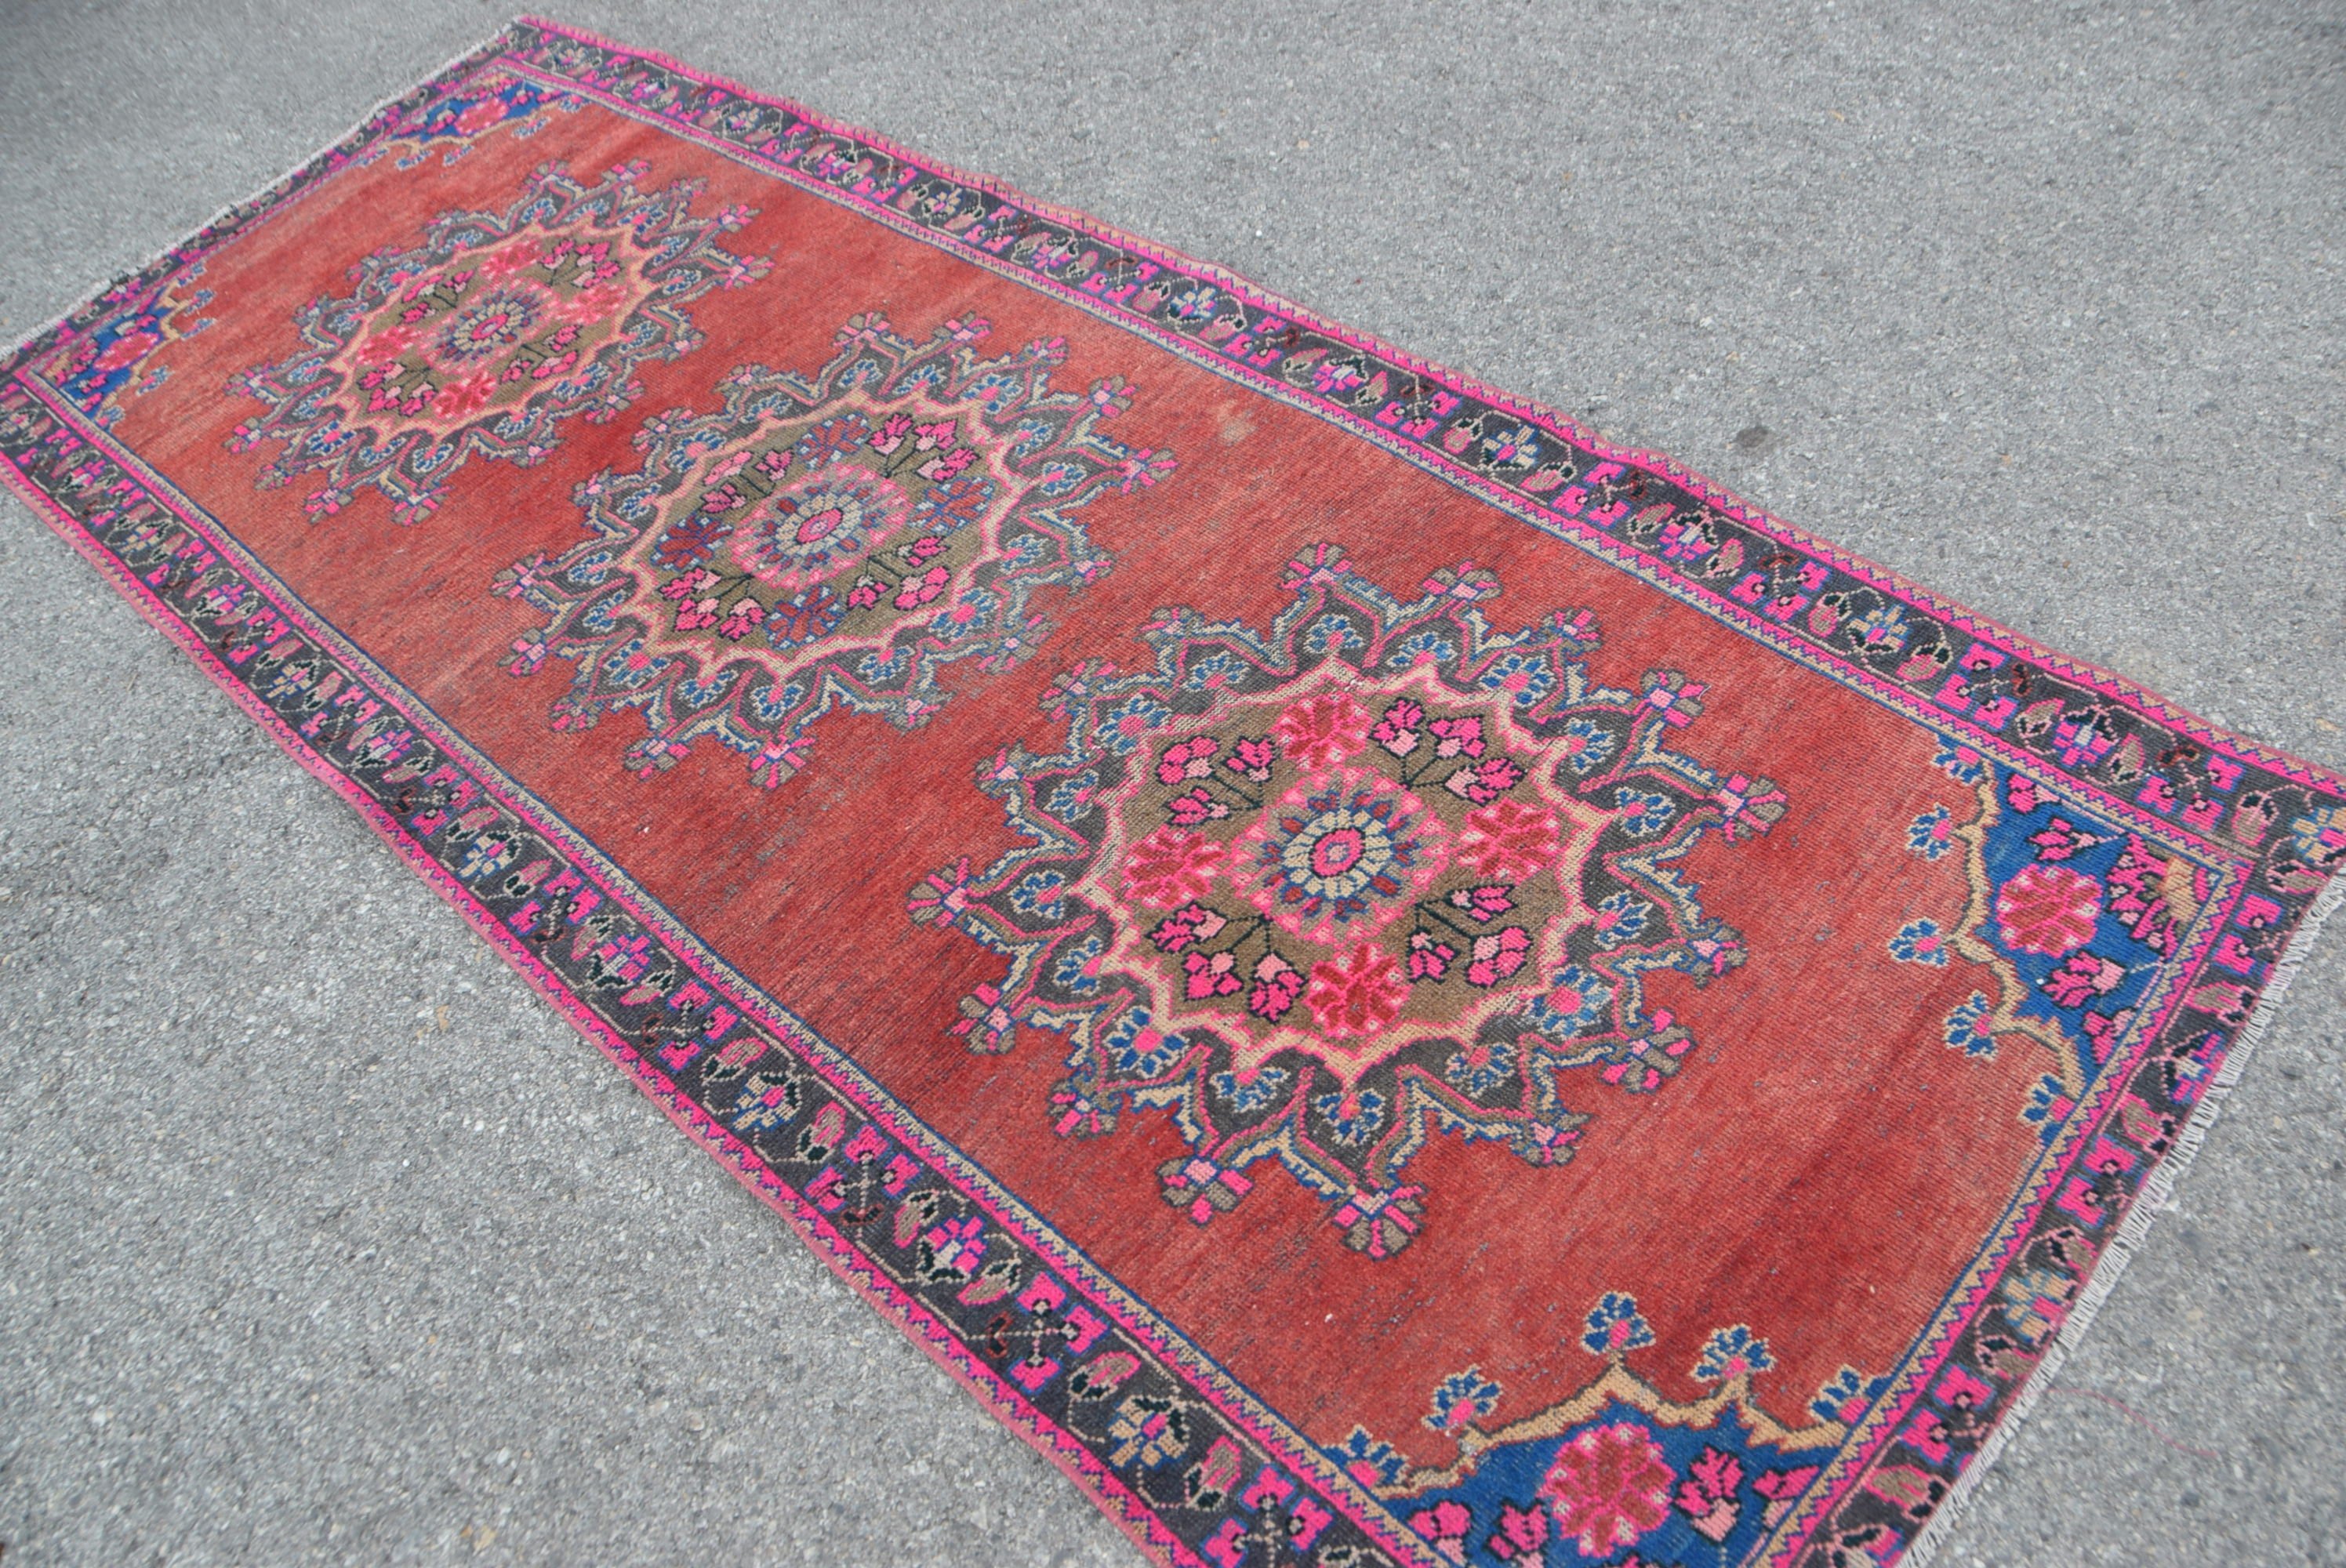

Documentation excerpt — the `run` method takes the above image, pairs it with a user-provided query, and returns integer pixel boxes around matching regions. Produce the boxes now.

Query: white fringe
[1905,866,2346,1568]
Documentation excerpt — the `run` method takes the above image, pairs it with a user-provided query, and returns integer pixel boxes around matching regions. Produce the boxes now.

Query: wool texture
[5,20,2339,1568]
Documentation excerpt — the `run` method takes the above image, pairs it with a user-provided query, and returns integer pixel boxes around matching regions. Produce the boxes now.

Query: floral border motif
[1348,1291,1860,1568]
[2,21,2340,1568]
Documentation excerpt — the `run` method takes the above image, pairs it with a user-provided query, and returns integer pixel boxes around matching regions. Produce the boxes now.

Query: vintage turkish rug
[5,20,2340,1568]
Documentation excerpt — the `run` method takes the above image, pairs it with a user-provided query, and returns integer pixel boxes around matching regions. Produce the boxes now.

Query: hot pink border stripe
[0,368,1431,1565]
[506,16,2340,811]
[2,17,2333,1566]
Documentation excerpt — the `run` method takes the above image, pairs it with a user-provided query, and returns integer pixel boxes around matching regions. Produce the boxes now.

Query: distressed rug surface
[5,19,2340,1568]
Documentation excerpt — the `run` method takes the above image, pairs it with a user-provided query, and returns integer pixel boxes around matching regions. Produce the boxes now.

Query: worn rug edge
[0,16,2338,1566]
[0,454,1191,1566]
[1901,867,2345,1568]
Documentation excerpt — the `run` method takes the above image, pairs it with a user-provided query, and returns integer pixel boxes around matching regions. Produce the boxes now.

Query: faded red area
[111,103,2048,1461]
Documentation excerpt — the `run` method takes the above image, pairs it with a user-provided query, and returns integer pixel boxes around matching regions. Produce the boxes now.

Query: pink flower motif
[1465,927,1531,988]
[1409,1499,1473,1566]
[1157,735,1219,786]
[1273,691,1371,772]
[716,598,764,641]
[1165,786,1229,826]
[1122,827,1224,907]
[358,321,420,360]
[1429,714,1486,759]
[1444,753,1526,804]
[917,446,977,482]
[1225,736,1276,782]
[1371,698,1425,757]
[921,1213,986,1275]
[2043,951,2126,1008]
[893,563,952,609]
[1407,931,1456,982]
[92,326,162,373]
[1183,950,1242,1000]
[2008,773,2041,815]
[563,282,626,325]
[1996,863,2104,955]
[1305,942,1410,1039]
[659,567,721,601]
[1675,1446,1745,1544]
[453,96,509,136]
[1247,953,1305,1022]
[358,362,401,408]
[1457,798,1560,880]
[478,239,542,278]
[1450,884,1516,921]
[1539,1421,1673,1557]
[1147,902,1227,953]
[431,368,498,420]
[2027,816,2106,864]
[1486,1501,1549,1563]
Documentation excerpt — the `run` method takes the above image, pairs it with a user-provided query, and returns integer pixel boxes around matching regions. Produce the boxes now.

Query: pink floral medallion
[1069,659,1617,1091]
[913,545,1785,1255]
[493,313,1176,787]
[230,158,768,521]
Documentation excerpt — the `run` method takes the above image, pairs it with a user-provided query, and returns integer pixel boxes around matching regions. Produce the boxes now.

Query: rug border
[1,361,1424,1564]
[1908,869,2344,1568]
[502,18,2338,802]
[0,447,1205,1568]
[0,15,2333,1567]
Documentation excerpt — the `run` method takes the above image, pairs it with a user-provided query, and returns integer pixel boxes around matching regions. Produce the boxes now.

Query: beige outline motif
[1942,776,2089,1094]
[1941,767,2208,1099]
[1382,1356,1847,1501]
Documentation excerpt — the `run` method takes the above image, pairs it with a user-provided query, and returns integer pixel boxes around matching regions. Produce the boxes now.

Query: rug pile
[5,20,2337,1567]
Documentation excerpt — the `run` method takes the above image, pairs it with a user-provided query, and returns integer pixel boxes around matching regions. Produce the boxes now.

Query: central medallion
[495,312,1177,787]
[231,159,768,522]
[914,545,1785,1257]
[1074,662,1613,1088]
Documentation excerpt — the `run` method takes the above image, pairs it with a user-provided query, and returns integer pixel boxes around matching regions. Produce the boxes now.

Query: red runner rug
[6,20,2339,1567]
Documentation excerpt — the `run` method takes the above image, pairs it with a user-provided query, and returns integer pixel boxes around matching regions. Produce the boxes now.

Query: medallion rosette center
[626,386,1026,663]
[230,160,769,522]
[325,228,645,434]
[1080,663,1611,1087]
[915,546,1787,1256]
[496,313,1177,788]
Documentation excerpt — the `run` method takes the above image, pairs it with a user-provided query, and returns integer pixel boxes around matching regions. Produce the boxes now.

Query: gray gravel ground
[2,2,2342,1564]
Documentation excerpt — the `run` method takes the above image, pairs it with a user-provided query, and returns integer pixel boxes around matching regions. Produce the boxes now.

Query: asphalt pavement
[2,2,2341,1563]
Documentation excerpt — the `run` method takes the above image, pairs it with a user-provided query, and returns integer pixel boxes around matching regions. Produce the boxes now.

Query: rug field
[3,19,2339,1567]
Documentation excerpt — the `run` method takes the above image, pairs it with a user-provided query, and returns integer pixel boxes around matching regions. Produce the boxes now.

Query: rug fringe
[1,24,517,365]
[1902,865,2344,1568]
